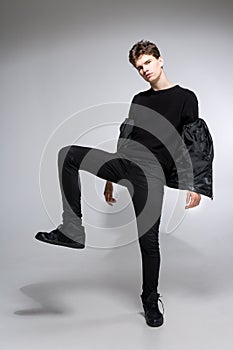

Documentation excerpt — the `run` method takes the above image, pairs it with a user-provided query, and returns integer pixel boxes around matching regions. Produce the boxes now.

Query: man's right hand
[104,181,117,206]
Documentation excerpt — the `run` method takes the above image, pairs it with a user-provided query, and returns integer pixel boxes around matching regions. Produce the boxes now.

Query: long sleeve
[116,97,135,153]
[181,91,199,125]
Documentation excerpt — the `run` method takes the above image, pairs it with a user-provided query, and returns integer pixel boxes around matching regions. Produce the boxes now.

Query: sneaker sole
[145,316,164,327]
[35,233,85,249]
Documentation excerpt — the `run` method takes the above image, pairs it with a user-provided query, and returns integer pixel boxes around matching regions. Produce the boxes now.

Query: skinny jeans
[58,145,166,300]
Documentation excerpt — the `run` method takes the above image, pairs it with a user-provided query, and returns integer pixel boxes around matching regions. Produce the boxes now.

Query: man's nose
[143,66,148,73]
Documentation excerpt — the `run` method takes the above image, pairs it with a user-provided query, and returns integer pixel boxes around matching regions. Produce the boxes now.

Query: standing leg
[123,159,165,327]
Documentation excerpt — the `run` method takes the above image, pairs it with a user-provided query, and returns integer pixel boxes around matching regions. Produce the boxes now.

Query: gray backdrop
[1,0,233,349]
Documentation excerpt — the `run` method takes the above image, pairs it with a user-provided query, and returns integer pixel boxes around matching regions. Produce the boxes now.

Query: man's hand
[104,181,117,206]
[185,191,201,209]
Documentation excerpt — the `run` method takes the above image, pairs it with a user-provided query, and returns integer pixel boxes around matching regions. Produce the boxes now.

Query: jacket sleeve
[166,118,214,199]
[181,118,214,199]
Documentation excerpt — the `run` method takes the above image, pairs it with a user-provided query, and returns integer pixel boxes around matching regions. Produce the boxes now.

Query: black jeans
[58,145,166,300]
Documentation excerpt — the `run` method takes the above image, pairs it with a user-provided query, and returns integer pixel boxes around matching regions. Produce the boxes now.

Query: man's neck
[150,81,176,91]
[150,71,175,91]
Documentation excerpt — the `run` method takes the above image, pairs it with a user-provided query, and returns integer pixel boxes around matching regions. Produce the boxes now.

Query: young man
[35,40,213,327]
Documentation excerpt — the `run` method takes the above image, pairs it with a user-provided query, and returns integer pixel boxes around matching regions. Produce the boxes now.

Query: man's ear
[158,56,164,68]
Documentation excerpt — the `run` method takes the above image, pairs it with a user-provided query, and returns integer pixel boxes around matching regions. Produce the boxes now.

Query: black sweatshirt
[125,84,199,175]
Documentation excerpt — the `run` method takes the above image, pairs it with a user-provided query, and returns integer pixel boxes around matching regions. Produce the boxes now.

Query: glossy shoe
[35,222,85,249]
[141,292,164,327]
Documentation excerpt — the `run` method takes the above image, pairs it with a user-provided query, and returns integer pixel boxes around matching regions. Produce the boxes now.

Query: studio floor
[1,227,232,350]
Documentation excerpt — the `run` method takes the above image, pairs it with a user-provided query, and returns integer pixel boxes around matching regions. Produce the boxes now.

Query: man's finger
[106,195,116,206]
[185,197,200,209]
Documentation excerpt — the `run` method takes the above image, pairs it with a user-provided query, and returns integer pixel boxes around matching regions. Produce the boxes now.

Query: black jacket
[117,117,214,199]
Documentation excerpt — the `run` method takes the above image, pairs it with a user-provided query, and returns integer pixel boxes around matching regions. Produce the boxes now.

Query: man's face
[134,54,164,83]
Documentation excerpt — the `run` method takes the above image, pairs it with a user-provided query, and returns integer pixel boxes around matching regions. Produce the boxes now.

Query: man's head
[129,40,164,84]
[129,40,161,67]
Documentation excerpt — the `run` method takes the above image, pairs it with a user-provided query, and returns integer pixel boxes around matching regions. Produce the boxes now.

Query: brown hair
[129,40,161,67]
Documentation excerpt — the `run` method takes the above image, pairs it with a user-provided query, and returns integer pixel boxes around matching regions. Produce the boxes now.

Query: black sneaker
[141,292,164,327]
[35,222,85,249]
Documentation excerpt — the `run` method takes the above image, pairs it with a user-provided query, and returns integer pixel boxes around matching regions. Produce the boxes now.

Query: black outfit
[123,84,199,174]
[57,84,214,302]
[117,85,213,199]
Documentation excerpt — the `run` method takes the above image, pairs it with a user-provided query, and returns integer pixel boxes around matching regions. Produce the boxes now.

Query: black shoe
[35,222,85,249]
[141,292,164,327]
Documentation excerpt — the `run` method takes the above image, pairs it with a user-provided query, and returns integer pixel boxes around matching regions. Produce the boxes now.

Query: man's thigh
[66,145,130,184]
[123,159,165,238]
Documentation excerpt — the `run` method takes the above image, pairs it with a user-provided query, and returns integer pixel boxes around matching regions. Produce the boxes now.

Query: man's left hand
[185,191,201,209]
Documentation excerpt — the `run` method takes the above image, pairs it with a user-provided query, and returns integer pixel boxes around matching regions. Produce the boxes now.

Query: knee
[58,146,74,166]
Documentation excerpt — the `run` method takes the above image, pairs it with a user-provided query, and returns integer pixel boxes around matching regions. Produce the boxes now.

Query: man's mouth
[146,73,153,78]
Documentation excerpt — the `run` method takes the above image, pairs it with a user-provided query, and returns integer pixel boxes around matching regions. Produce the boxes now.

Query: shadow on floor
[15,231,222,317]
